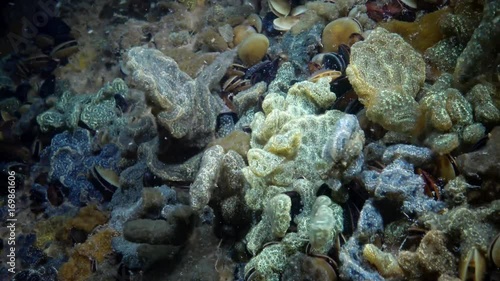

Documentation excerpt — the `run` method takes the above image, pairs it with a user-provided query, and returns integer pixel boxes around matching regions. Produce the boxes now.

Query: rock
[398,230,457,279]
[456,126,500,180]
[37,78,128,132]
[453,0,500,84]
[126,47,235,148]
[361,159,445,215]
[346,27,425,134]
[189,145,225,210]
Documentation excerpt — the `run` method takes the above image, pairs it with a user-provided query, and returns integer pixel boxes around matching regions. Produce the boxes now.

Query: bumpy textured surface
[461,122,486,144]
[363,244,404,278]
[443,176,469,207]
[308,196,343,253]
[244,79,364,210]
[466,82,500,124]
[346,27,425,134]
[456,126,500,181]
[266,194,292,239]
[398,230,457,279]
[138,137,202,182]
[243,79,361,279]
[361,159,445,215]
[126,47,234,148]
[420,74,473,133]
[425,132,460,155]
[424,37,464,73]
[267,62,298,96]
[420,200,500,260]
[381,144,433,167]
[418,73,482,154]
[453,0,500,84]
[339,237,384,281]
[37,78,127,132]
[189,145,225,210]
[278,24,324,75]
[356,200,383,243]
[40,128,121,206]
[215,150,250,225]
[245,243,288,281]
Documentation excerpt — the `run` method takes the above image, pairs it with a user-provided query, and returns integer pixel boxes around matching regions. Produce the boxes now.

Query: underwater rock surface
[0,0,499,280]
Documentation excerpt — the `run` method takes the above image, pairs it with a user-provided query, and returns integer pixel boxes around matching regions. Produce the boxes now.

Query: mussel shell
[222,75,245,93]
[489,233,500,268]
[290,5,307,16]
[322,17,362,53]
[244,267,257,281]
[114,93,129,113]
[398,0,417,9]
[233,24,257,46]
[269,0,291,17]
[24,54,52,68]
[237,33,269,66]
[226,63,247,77]
[47,182,64,206]
[459,247,487,281]
[244,57,281,84]
[246,13,263,33]
[323,53,347,72]
[50,40,79,59]
[91,165,120,200]
[310,256,338,281]
[337,44,351,65]
[308,69,342,83]
[31,138,43,161]
[273,16,300,31]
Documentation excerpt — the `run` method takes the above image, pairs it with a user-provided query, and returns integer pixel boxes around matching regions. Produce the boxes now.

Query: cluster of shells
[269,0,307,31]
[231,0,309,67]
[17,35,79,78]
[461,233,500,281]
[233,13,269,66]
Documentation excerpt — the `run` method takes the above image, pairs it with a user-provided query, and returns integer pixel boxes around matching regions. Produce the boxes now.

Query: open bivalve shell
[290,5,307,16]
[489,233,500,268]
[269,0,291,17]
[459,247,487,281]
[273,16,301,31]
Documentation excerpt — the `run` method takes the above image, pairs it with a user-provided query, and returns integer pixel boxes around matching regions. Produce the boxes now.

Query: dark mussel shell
[489,233,500,268]
[47,182,64,207]
[323,53,347,72]
[91,165,120,201]
[114,93,129,113]
[244,55,283,85]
